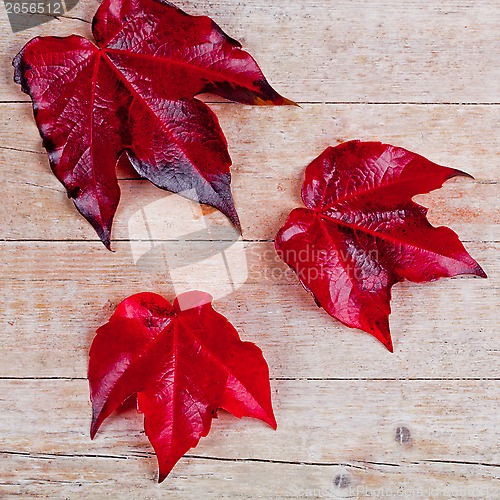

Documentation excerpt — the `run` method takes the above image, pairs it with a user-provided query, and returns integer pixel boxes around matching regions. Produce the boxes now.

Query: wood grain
[2,454,497,498]
[1,380,499,495]
[1,103,498,242]
[0,241,497,379]
[1,0,499,103]
[0,0,498,497]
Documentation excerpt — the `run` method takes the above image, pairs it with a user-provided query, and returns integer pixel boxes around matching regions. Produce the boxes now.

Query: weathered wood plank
[0,379,498,462]
[1,453,498,498]
[1,103,498,242]
[0,241,496,379]
[0,379,498,497]
[1,0,498,494]
[1,0,499,103]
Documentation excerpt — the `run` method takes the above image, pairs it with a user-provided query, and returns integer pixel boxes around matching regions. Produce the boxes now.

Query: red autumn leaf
[13,0,293,249]
[88,291,276,482]
[275,141,486,352]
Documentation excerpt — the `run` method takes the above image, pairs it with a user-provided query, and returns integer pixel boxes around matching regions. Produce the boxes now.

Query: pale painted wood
[0,0,498,497]
[0,103,498,242]
[0,380,498,496]
[0,241,497,380]
[1,0,499,103]
[2,454,498,498]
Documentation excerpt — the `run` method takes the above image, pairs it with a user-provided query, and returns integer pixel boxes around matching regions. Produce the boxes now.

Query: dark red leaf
[88,291,276,482]
[275,141,486,351]
[13,0,293,248]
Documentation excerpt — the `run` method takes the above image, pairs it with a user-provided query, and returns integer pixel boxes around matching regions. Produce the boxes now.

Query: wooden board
[1,103,499,242]
[1,380,499,497]
[0,241,498,380]
[1,0,499,103]
[0,0,498,497]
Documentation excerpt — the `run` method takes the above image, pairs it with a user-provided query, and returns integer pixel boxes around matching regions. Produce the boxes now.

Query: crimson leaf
[275,141,486,352]
[13,0,293,248]
[88,291,276,482]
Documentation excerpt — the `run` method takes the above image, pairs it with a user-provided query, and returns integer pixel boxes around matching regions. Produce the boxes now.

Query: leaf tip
[268,415,278,430]
[282,97,300,107]
[251,94,298,107]
[90,410,102,440]
[90,423,98,440]
[12,38,39,91]
[103,238,113,251]
[230,211,242,234]
[381,335,394,353]
[94,224,113,250]
[475,265,488,279]
[452,168,475,181]
[370,325,394,353]
[157,464,174,483]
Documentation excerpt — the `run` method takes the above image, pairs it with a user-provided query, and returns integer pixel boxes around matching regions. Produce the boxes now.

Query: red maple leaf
[13,0,293,248]
[275,141,486,352]
[88,291,276,482]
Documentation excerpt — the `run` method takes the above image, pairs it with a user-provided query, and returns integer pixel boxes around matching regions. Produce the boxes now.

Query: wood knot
[334,473,351,489]
[395,426,411,444]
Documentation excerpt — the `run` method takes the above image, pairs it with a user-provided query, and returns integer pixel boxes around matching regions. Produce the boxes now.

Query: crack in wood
[0,146,44,155]
[1,450,498,470]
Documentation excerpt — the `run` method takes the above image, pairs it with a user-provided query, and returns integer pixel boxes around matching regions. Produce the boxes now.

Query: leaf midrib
[103,41,251,93]
[318,172,461,213]
[317,209,459,261]
[97,51,220,190]
[181,318,268,416]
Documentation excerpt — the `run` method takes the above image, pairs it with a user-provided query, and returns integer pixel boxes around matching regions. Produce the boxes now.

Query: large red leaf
[275,141,486,352]
[13,0,293,248]
[88,291,276,482]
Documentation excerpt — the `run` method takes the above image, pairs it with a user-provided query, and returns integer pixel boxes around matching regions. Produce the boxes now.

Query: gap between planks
[1,100,499,105]
[0,376,499,381]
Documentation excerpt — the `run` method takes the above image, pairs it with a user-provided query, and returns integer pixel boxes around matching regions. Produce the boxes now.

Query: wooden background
[0,0,498,497]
